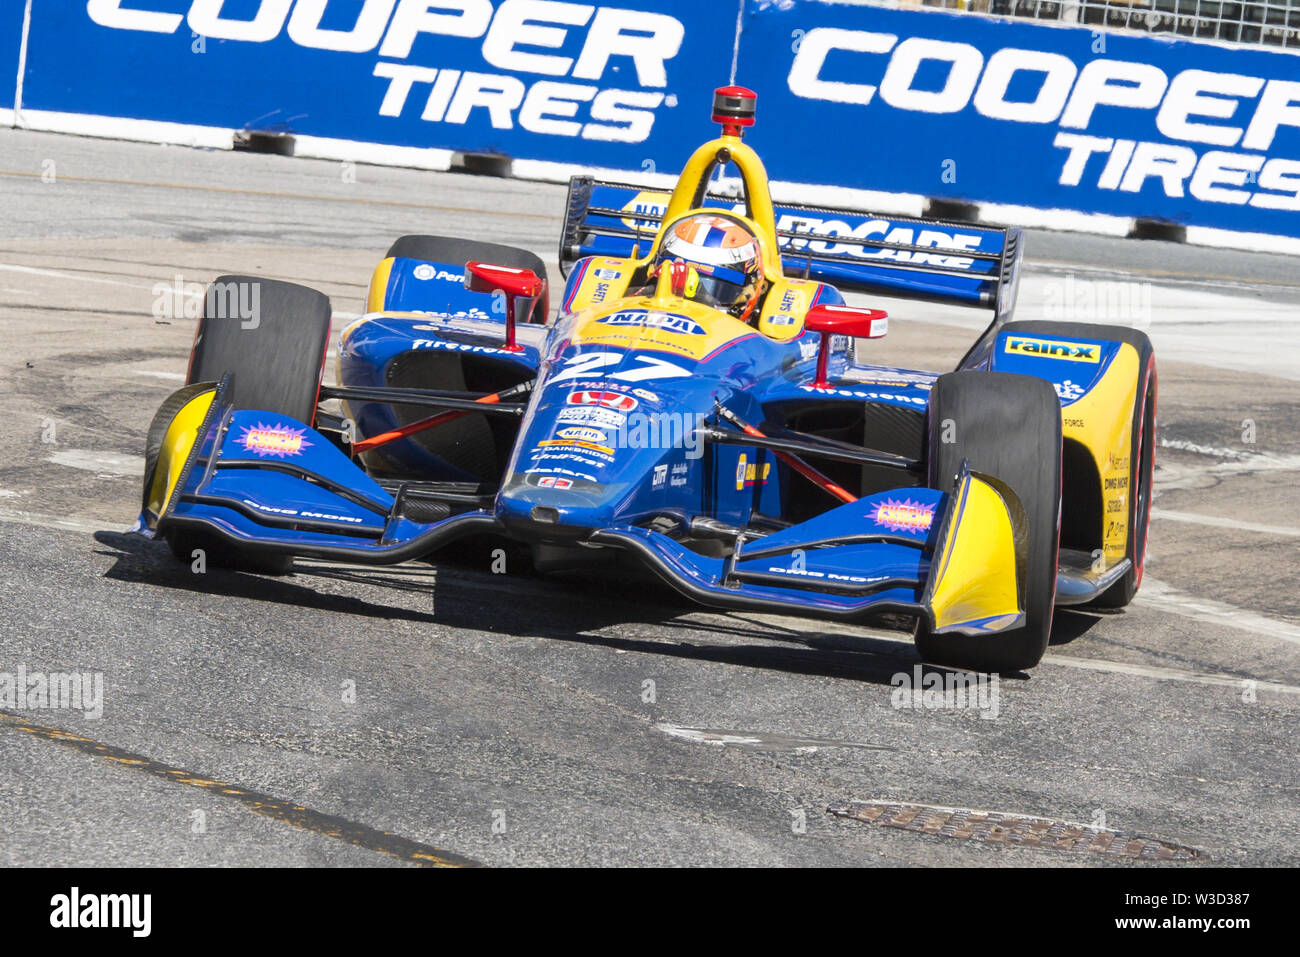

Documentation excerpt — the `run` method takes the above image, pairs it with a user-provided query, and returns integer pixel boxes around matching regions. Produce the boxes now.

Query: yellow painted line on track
[0,168,561,220]
[0,710,480,867]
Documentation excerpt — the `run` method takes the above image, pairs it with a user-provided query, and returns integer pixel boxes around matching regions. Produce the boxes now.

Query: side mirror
[465,261,545,353]
[803,303,888,389]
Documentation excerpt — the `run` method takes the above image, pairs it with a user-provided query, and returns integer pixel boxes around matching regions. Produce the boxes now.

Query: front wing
[138,381,1027,635]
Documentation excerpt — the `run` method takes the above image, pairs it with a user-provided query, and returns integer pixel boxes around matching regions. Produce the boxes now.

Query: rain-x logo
[86,0,685,143]
[0,665,103,719]
[50,888,151,937]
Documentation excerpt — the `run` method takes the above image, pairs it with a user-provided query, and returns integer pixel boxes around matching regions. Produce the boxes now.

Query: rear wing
[560,177,1024,319]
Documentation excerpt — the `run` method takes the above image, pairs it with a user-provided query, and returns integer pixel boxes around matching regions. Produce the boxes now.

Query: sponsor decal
[241,499,365,524]
[409,310,495,330]
[537,438,616,455]
[799,385,928,406]
[766,565,871,584]
[556,406,627,429]
[735,453,773,491]
[237,422,311,459]
[567,389,638,412]
[620,191,670,230]
[786,27,1300,212]
[778,214,984,270]
[527,465,596,482]
[1104,475,1129,490]
[556,427,608,443]
[769,313,796,326]
[591,280,611,303]
[1005,336,1101,363]
[412,263,436,280]
[412,338,514,355]
[536,476,573,490]
[594,268,622,280]
[598,309,706,336]
[869,497,935,534]
[1054,379,1087,402]
[652,463,668,488]
[89,2,681,145]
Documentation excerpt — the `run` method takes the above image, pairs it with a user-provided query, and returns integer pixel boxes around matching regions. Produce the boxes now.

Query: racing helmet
[652,214,766,321]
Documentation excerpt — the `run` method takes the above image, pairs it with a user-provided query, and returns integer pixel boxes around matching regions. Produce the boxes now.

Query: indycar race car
[136,87,1155,672]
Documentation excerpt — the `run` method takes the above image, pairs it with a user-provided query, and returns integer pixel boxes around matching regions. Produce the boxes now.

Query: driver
[645,213,766,324]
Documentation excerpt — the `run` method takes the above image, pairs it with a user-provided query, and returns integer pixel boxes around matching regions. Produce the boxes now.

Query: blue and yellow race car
[137,87,1155,673]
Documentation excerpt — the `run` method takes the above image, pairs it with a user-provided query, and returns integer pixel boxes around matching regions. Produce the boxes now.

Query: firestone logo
[85,0,684,142]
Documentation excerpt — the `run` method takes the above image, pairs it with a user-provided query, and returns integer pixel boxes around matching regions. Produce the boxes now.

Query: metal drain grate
[829,801,1204,861]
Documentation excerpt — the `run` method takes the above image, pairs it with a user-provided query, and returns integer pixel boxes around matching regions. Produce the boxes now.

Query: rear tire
[914,371,1062,673]
[386,235,548,322]
[173,275,333,575]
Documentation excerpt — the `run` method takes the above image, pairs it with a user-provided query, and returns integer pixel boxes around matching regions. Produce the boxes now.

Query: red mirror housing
[803,303,888,389]
[464,261,545,353]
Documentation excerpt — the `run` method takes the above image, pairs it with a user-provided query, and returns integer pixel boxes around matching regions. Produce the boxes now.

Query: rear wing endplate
[560,177,1023,319]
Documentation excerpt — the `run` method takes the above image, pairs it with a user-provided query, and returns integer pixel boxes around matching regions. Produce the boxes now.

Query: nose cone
[497,371,718,539]
[495,472,620,541]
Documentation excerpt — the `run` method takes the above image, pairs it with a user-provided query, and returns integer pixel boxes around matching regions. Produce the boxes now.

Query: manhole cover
[829,801,1203,861]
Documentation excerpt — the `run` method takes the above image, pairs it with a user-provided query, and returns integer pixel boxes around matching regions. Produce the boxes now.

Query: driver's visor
[667,261,748,309]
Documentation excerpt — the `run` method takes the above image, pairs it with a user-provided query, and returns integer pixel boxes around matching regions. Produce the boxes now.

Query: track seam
[0,710,480,867]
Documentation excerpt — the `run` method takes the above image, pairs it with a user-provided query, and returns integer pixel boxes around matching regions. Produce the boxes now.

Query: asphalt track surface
[0,129,1297,867]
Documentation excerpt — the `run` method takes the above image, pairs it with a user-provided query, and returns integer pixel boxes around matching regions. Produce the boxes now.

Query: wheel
[914,371,1062,672]
[999,321,1156,608]
[172,275,333,575]
[386,235,548,322]
[187,275,332,423]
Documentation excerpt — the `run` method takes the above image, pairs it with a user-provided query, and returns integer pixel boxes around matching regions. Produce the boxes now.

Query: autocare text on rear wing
[560,178,1024,320]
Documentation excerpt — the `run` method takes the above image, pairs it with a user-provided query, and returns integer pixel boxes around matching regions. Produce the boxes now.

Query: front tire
[914,371,1062,672]
[170,275,333,575]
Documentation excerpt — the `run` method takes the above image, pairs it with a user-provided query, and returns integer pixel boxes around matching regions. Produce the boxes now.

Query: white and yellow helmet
[653,213,766,321]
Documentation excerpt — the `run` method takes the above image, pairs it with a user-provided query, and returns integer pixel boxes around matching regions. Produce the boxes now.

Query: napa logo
[556,427,608,443]
[620,191,671,230]
[735,453,772,491]
[599,310,706,336]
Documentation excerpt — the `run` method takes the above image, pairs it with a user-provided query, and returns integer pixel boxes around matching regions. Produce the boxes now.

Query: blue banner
[20,0,728,167]
[12,1,1300,240]
[736,0,1300,239]
[1,2,25,112]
